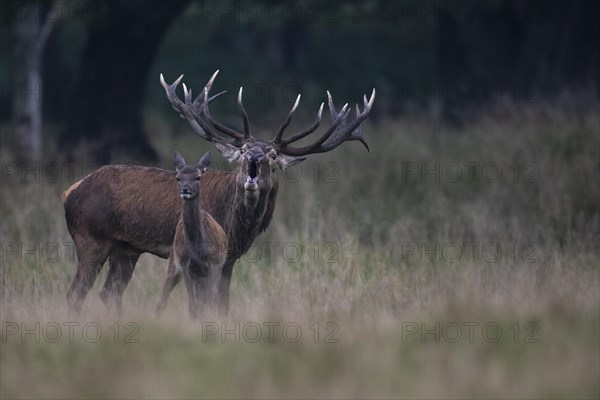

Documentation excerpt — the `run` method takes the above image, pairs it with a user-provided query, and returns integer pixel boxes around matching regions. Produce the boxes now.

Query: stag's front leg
[155,256,182,315]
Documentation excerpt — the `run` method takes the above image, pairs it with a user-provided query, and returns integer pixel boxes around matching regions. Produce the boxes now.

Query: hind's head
[173,151,211,200]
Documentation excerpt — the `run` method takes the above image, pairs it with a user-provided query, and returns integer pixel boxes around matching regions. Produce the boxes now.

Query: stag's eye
[270,153,277,160]
[195,177,200,181]
[240,148,246,154]
[176,178,181,182]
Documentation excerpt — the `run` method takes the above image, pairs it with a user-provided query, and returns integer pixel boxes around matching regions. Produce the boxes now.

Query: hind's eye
[195,177,200,181]
[270,153,277,160]
[176,178,180,182]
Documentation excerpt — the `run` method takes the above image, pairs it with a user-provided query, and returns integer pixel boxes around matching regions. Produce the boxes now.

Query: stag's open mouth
[244,161,259,192]
[249,161,257,179]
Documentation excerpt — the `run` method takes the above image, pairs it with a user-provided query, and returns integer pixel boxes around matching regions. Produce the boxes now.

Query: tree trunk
[60,0,189,163]
[10,0,59,162]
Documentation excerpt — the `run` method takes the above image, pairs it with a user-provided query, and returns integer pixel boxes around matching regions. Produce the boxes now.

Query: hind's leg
[216,259,235,317]
[66,238,111,313]
[99,250,141,314]
[155,256,181,315]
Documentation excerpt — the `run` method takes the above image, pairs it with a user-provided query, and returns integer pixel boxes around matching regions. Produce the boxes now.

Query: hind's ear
[173,151,186,171]
[197,151,211,172]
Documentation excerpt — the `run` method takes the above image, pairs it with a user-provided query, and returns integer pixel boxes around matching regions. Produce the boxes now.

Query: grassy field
[1,100,599,399]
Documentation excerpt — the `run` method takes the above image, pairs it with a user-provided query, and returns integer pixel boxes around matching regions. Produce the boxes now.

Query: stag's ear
[197,151,211,172]
[215,142,242,163]
[173,151,187,171]
[277,154,306,170]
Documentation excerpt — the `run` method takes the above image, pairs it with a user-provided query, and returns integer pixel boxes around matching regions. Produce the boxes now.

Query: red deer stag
[64,70,375,314]
[171,150,227,319]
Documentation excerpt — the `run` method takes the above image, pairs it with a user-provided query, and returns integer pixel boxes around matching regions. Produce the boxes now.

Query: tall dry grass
[1,99,599,398]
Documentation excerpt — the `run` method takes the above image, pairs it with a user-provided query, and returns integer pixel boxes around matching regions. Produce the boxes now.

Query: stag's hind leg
[155,256,181,315]
[99,249,141,314]
[66,238,111,313]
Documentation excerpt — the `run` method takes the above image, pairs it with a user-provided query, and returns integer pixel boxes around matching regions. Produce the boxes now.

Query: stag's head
[213,138,302,195]
[160,71,375,202]
[173,151,211,200]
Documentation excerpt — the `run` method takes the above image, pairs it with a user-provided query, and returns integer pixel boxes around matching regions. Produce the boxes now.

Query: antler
[271,88,376,156]
[160,70,249,145]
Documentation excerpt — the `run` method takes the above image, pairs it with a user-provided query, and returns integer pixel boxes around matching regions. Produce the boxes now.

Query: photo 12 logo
[401,161,540,184]
[401,241,540,264]
[401,321,540,344]
[200,321,339,344]
[0,240,340,265]
[1,162,101,184]
[1,321,139,344]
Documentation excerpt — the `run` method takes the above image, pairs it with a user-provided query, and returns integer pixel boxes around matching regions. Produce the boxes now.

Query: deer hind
[64,70,374,315]
[169,151,227,319]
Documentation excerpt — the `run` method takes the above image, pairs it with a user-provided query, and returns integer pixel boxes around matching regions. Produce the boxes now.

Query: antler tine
[280,102,324,145]
[326,90,339,119]
[353,103,370,152]
[185,70,223,110]
[161,73,225,111]
[195,70,250,142]
[201,88,245,142]
[367,88,376,107]
[205,69,219,94]
[161,74,218,142]
[273,94,301,144]
[277,103,349,155]
[192,90,226,109]
[160,72,242,145]
[328,88,375,152]
[277,88,375,156]
[184,85,238,145]
[183,83,191,103]
[237,87,251,139]
[160,73,186,116]
[303,103,350,150]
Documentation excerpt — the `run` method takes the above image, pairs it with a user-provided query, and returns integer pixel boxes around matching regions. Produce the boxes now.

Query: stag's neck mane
[201,168,278,258]
[232,184,272,227]
[232,169,278,228]
[196,168,279,260]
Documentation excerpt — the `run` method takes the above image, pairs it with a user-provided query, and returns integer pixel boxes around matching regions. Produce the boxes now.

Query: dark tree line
[1,0,598,163]
[434,0,599,120]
